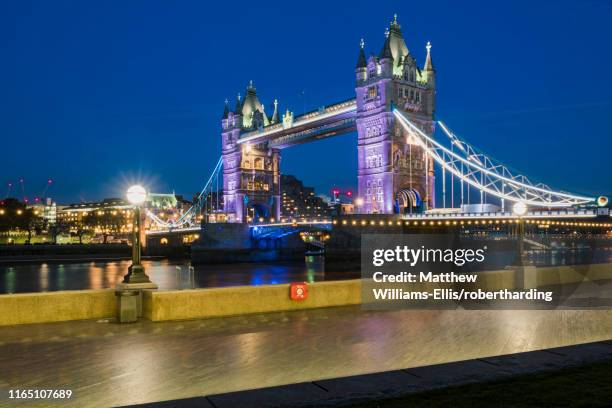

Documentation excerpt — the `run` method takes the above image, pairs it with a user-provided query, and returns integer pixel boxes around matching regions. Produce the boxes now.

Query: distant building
[281,175,331,219]
[337,203,355,215]
[58,198,132,235]
[58,193,194,236]
[28,198,58,226]
[145,193,193,228]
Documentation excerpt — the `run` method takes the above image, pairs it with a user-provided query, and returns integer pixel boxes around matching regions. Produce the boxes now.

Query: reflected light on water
[0,257,342,294]
[56,264,65,290]
[39,263,48,292]
[4,267,16,294]
[88,262,104,290]
[0,246,609,295]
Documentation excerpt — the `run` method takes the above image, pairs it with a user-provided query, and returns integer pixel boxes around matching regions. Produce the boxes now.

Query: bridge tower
[221,82,281,223]
[356,15,436,214]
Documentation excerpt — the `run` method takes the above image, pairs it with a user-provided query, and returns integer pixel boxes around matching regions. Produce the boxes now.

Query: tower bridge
[145,15,607,233]
[219,14,437,223]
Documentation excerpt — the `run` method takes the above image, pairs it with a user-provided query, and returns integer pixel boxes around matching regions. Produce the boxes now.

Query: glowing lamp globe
[512,201,527,216]
[126,185,147,205]
[597,196,609,207]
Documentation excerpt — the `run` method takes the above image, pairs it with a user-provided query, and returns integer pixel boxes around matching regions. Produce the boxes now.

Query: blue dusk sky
[1,0,611,203]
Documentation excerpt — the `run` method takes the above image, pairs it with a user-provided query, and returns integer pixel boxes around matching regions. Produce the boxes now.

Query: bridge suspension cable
[146,156,223,228]
[393,109,595,208]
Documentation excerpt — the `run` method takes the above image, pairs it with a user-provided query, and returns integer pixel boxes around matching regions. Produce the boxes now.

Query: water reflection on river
[0,256,360,294]
[1,247,610,294]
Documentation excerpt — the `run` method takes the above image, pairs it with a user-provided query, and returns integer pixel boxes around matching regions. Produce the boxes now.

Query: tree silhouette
[49,219,70,244]
[0,198,43,243]
[83,210,125,244]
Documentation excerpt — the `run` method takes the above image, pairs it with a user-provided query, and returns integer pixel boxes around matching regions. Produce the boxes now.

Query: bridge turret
[222,82,281,223]
[241,81,269,129]
[270,99,279,124]
[221,92,245,222]
[222,93,242,133]
[234,93,243,115]
[378,30,394,78]
[420,41,436,117]
[379,14,410,77]
[422,41,435,87]
[221,99,231,131]
[355,38,367,83]
[356,14,436,214]
[221,99,229,120]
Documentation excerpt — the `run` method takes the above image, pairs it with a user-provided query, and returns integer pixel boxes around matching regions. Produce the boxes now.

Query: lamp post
[511,200,537,292]
[512,201,527,265]
[120,185,156,287]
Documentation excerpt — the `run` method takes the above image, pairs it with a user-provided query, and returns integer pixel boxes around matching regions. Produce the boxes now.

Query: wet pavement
[1,306,612,407]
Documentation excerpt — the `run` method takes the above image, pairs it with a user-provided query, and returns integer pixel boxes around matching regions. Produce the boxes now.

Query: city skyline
[2,0,611,203]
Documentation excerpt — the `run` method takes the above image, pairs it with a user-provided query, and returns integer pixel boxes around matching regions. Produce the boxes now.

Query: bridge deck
[146,209,611,234]
[238,98,356,148]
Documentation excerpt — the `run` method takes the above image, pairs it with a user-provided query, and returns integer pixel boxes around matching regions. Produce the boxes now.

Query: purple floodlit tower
[356,15,436,214]
[221,82,281,223]
[221,16,436,222]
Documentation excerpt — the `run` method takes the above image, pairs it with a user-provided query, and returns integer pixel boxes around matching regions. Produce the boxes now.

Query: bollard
[115,290,139,323]
[176,266,182,290]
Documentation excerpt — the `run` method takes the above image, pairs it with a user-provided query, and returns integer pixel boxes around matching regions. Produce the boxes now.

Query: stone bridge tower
[356,15,436,214]
[221,82,281,223]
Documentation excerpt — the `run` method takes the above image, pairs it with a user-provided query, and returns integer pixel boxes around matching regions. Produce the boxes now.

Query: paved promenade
[2,306,612,407]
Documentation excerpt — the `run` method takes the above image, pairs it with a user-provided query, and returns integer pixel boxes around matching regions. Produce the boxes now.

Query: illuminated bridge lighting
[248,219,332,228]
[399,209,603,220]
[144,110,606,234]
[146,226,201,235]
[393,109,595,208]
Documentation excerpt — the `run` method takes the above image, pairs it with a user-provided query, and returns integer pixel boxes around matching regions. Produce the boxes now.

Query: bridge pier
[191,223,306,264]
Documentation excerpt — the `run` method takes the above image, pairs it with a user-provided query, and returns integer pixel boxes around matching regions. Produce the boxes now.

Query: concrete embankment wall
[1,263,611,325]
[142,279,362,322]
[0,280,362,326]
[0,289,116,326]
[474,262,612,291]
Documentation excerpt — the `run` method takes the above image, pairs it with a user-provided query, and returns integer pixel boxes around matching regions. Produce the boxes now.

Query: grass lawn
[344,360,612,407]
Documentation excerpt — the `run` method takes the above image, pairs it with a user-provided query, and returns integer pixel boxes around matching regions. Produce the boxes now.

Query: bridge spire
[378,14,410,75]
[271,99,279,124]
[356,38,367,68]
[379,29,393,59]
[222,98,229,119]
[234,93,242,114]
[424,41,435,72]
[390,13,401,32]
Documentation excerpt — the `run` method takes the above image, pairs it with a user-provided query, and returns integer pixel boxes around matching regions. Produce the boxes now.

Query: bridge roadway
[2,302,612,407]
[237,98,356,149]
[146,208,611,235]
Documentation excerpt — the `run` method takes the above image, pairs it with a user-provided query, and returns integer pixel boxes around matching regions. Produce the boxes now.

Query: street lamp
[512,201,527,217]
[121,185,155,286]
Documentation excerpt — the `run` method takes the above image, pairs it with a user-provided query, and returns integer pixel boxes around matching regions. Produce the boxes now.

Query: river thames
[0,256,363,294]
[2,246,611,294]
